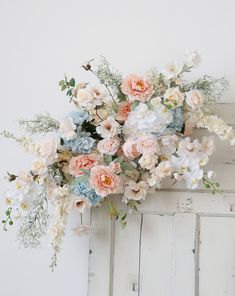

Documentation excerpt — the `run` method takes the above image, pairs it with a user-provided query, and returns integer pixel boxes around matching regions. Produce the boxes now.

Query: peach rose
[122,137,141,160]
[121,74,153,102]
[89,165,122,197]
[97,138,120,155]
[116,101,131,121]
[186,90,204,109]
[69,154,99,176]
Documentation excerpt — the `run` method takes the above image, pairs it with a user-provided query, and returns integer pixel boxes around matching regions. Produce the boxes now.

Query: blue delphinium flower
[63,132,95,154]
[168,107,184,133]
[71,180,102,206]
[70,109,91,126]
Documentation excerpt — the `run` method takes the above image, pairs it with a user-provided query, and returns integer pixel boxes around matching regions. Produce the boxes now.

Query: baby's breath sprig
[18,113,60,135]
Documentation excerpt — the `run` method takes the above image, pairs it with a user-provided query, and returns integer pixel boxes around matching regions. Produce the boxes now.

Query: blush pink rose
[116,101,131,121]
[136,134,160,155]
[97,138,120,155]
[122,137,141,160]
[89,165,122,197]
[69,154,99,176]
[121,74,153,102]
[109,162,122,174]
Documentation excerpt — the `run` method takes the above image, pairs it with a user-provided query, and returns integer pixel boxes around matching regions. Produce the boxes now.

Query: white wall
[0,0,234,295]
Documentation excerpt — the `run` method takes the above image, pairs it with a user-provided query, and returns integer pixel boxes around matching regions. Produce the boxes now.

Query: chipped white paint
[88,103,235,296]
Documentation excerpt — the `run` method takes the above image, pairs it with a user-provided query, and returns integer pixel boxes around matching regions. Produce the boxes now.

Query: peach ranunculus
[97,138,120,155]
[69,154,99,176]
[116,101,132,121]
[89,165,122,197]
[121,74,153,102]
[122,137,141,160]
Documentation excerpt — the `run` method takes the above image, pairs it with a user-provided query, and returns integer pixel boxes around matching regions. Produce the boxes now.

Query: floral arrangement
[1,51,234,269]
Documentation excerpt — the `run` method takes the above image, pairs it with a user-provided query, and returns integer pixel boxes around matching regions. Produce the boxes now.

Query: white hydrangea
[123,102,173,136]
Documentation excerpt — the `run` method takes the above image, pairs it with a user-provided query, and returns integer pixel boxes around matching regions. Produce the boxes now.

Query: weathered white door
[88,104,235,296]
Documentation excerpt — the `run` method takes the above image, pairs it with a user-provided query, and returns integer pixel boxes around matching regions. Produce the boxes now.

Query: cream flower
[96,116,121,138]
[138,153,158,170]
[59,116,76,140]
[124,181,148,202]
[164,87,184,109]
[75,87,105,110]
[97,138,120,155]
[73,198,91,213]
[148,161,173,187]
[186,90,204,110]
[164,61,182,79]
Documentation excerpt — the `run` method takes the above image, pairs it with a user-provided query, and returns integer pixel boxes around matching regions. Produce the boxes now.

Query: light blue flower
[71,180,102,206]
[70,109,91,125]
[168,107,184,133]
[63,133,95,154]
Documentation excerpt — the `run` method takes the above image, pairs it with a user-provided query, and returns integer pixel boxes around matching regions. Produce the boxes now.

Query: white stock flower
[124,181,148,202]
[186,90,204,110]
[59,116,76,140]
[96,116,121,138]
[185,50,201,67]
[201,137,215,156]
[159,135,178,156]
[38,139,58,165]
[123,103,173,136]
[138,153,158,170]
[164,87,185,109]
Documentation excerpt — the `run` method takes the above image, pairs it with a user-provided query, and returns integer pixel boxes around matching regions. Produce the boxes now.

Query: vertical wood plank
[172,213,197,296]
[140,214,174,296]
[112,213,142,296]
[88,207,112,296]
[199,216,235,296]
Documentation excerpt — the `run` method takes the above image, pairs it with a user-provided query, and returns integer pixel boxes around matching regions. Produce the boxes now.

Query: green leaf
[59,80,64,86]
[103,154,113,164]
[61,85,66,91]
[121,162,135,172]
[74,175,89,183]
[204,183,211,189]
[113,156,124,164]
[131,100,140,110]
[9,221,13,226]
[69,78,75,87]
[66,89,72,96]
